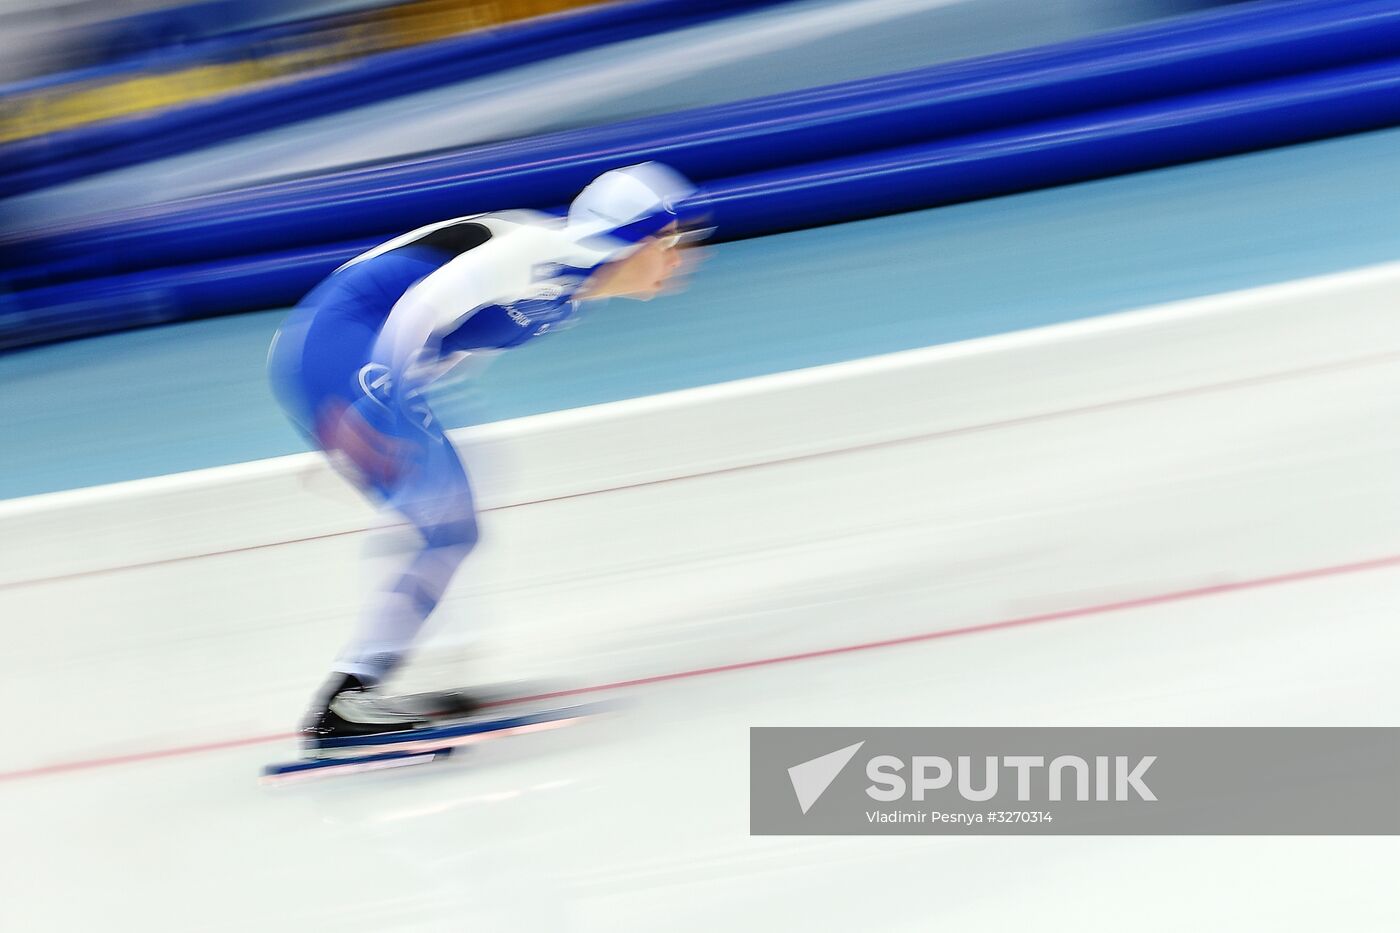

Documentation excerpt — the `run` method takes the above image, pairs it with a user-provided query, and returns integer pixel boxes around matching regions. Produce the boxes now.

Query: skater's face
[584,227,692,301]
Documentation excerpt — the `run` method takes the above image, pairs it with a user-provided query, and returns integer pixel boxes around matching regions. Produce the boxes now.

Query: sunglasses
[657,225,716,249]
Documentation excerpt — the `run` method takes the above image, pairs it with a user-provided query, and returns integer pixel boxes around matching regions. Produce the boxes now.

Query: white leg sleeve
[334,531,473,684]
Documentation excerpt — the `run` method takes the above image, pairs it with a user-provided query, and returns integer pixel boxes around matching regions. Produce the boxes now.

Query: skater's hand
[322,398,413,489]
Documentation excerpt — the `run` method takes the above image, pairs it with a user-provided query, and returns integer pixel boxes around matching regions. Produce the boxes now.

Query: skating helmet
[566,162,713,260]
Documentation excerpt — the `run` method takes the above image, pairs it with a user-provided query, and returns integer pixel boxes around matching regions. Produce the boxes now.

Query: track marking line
[6,347,1399,593]
[3,550,1398,783]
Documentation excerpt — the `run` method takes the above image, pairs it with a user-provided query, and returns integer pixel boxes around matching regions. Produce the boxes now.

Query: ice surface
[2,339,1398,932]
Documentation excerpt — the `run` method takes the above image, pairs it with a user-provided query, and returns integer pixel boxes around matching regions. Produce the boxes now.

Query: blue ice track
[4,125,1400,501]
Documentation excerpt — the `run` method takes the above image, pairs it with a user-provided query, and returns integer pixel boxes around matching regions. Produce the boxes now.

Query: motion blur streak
[4,258,1400,926]
[4,549,1400,785]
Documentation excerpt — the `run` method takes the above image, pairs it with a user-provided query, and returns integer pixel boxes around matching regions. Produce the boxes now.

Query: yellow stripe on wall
[0,0,608,144]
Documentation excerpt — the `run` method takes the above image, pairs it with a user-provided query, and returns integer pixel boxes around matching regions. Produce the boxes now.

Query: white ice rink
[2,266,1399,931]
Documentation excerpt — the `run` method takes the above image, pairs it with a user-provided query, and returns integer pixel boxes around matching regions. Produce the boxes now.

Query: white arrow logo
[788,742,865,814]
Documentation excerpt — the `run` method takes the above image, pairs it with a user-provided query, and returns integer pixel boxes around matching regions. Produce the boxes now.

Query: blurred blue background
[4,0,1400,499]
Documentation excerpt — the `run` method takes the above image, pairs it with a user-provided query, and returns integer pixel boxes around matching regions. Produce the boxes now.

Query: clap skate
[266,675,607,783]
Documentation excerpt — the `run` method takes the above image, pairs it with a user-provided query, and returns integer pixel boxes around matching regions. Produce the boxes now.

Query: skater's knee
[423,515,479,554]
[393,573,443,616]
[398,533,474,608]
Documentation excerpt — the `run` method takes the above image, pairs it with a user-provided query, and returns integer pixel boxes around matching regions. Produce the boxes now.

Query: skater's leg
[299,422,481,739]
[270,308,480,734]
[332,421,479,687]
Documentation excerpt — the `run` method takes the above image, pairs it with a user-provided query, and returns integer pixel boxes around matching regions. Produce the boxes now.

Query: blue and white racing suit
[266,210,615,681]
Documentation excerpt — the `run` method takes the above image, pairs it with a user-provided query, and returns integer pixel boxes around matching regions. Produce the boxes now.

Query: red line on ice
[5,349,1399,593]
[3,551,1398,784]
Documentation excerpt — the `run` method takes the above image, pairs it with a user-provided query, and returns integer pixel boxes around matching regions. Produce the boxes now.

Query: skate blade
[261,747,455,785]
[264,701,609,782]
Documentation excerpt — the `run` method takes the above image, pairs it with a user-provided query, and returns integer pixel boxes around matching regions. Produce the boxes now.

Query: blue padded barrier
[0,239,378,349]
[9,0,1400,287]
[0,0,786,195]
[6,53,1400,351]
[705,56,1400,238]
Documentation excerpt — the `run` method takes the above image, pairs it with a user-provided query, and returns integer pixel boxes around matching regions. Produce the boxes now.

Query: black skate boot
[302,673,430,745]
